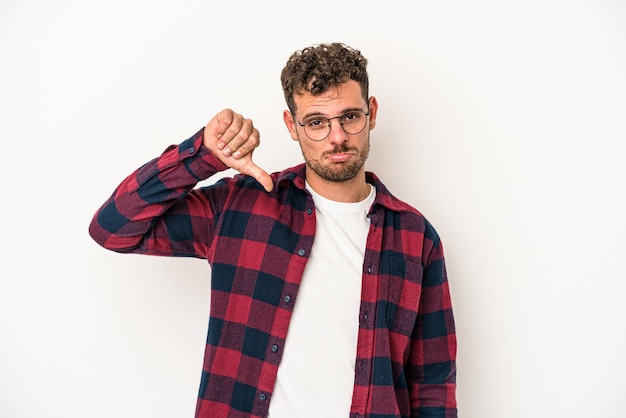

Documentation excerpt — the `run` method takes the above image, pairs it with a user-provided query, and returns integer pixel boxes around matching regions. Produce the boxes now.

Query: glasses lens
[304,117,330,141]
[341,110,367,135]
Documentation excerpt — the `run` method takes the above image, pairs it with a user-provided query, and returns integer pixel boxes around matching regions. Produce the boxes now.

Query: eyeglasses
[292,109,370,141]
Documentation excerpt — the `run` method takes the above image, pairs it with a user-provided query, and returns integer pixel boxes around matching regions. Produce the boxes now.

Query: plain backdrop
[1,0,625,417]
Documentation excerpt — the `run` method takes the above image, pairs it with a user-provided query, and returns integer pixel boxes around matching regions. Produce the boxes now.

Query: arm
[408,223,457,417]
[88,109,273,257]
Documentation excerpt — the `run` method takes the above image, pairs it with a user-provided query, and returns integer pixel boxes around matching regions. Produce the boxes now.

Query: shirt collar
[274,164,412,214]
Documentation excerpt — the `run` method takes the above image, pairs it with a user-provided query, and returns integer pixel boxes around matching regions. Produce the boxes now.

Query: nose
[327,117,347,144]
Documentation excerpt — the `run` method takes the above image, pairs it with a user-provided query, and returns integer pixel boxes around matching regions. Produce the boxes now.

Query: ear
[367,96,379,130]
[283,110,299,141]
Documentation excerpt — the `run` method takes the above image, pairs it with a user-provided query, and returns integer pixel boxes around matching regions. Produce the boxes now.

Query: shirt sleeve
[408,221,458,417]
[88,127,230,258]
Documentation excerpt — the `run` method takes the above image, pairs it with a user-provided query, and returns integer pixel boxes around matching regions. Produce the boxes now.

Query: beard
[300,136,370,183]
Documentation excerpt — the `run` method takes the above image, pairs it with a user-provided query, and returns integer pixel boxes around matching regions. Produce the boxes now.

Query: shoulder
[367,171,441,244]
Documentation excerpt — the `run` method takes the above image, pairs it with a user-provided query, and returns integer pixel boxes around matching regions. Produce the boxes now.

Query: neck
[305,169,369,203]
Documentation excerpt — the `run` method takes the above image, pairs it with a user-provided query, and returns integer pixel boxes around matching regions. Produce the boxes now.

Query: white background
[1,0,625,417]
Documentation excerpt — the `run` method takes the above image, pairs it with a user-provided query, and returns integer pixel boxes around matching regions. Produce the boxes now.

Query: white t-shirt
[267,183,376,418]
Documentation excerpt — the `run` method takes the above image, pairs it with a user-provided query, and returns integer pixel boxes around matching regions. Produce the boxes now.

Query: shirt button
[367,266,372,273]
[297,248,306,256]
[188,146,195,154]
[271,344,279,353]
[284,295,292,304]
[307,208,313,215]
[259,393,267,401]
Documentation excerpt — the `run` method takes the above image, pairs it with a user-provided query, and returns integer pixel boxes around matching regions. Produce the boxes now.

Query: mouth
[326,152,354,163]
[324,145,357,163]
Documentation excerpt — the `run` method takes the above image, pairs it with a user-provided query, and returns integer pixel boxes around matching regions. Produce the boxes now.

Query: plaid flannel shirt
[89,128,457,418]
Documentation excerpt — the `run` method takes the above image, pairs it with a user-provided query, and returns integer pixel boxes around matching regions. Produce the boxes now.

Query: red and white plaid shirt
[89,128,457,417]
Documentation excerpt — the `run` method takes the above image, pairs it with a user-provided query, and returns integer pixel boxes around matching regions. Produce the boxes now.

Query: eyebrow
[300,106,367,121]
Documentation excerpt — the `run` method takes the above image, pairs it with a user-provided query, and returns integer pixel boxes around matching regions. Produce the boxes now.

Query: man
[89,42,457,418]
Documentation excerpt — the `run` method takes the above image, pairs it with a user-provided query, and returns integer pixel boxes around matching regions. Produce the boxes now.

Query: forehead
[294,80,366,117]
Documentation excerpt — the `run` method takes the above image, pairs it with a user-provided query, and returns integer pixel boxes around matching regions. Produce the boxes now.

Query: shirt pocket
[382,256,423,335]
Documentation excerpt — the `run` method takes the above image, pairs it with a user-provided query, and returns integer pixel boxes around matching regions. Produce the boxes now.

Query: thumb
[242,161,274,192]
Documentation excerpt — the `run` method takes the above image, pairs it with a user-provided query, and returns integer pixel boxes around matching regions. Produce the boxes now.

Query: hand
[203,109,273,192]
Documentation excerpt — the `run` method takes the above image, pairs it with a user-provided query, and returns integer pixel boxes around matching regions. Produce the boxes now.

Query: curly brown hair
[280,43,369,113]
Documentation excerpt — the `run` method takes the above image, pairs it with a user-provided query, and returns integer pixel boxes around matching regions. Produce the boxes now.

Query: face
[283,80,378,184]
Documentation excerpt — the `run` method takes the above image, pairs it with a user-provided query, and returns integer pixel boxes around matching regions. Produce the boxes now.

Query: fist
[203,109,273,192]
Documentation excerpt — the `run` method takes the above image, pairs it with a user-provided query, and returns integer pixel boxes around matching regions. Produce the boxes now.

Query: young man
[89,42,457,418]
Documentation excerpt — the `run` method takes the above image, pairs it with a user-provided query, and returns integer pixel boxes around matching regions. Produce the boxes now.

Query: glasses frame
[291,107,371,142]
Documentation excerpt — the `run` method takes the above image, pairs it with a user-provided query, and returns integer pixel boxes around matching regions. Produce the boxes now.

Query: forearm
[408,226,458,417]
[88,128,228,254]
[407,309,457,416]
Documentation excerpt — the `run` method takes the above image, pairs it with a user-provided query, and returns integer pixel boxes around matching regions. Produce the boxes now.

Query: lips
[324,146,356,163]
[327,152,354,162]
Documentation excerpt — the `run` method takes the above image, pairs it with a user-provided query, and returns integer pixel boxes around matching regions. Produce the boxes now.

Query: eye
[342,111,362,123]
[305,118,328,130]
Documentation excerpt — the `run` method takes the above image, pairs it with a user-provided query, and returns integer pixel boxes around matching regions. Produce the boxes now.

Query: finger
[222,125,259,158]
[214,109,237,139]
[221,118,253,148]
[232,133,260,159]
[233,144,247,159]
[204,109,239,151]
